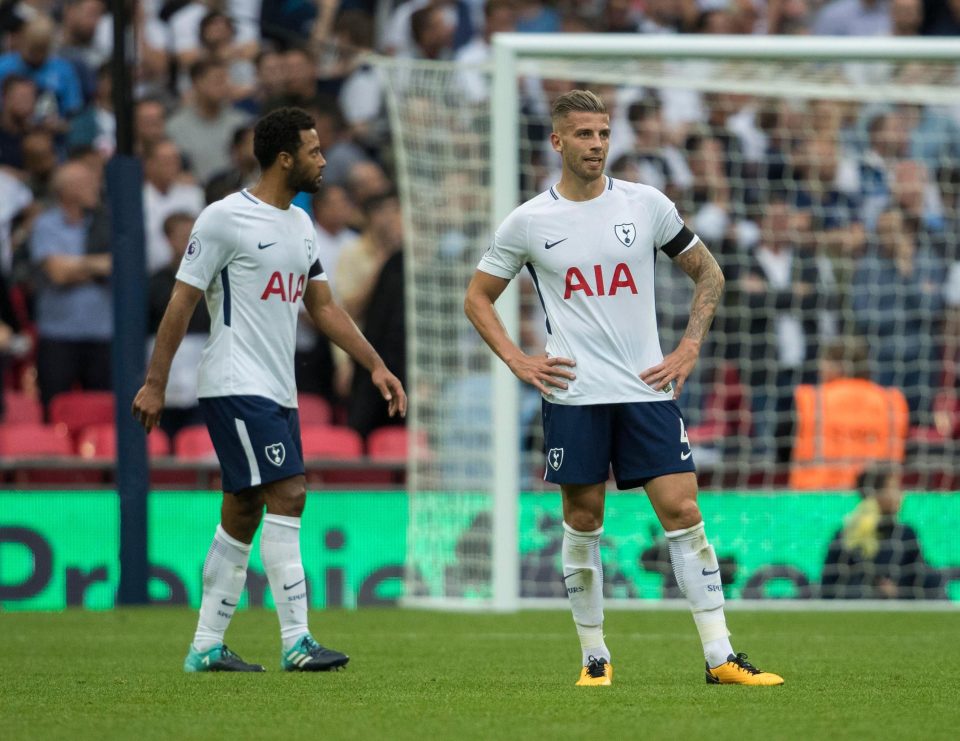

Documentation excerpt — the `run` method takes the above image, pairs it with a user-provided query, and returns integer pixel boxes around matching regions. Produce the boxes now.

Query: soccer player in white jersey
[465,90,783,687]
[133,108,407,673]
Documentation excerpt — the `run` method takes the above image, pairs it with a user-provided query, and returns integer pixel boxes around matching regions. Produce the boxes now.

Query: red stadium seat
[367,426,424,462]
[1,391,43,424]
[77,423,171,460]
[0,422,102,485]
[300,424,363,458]
[49,391,115,437]
[297,393,333,425]
[174,425,217,460]
[0,422,73,456]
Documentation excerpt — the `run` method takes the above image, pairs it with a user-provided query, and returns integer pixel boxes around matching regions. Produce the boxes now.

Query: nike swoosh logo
[680,450,692,460]
[562,569,585,582]
[258,241,277,250]
[283,578,306,590]
[221,598,238,607]
[702,568,720,576]
[544,238,568,250]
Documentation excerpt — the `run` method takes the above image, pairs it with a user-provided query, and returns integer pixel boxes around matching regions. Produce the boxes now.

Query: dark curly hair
[253,107,316,170]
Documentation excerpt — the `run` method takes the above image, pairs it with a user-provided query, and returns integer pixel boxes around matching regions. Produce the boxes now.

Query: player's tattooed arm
[673,240,725,346]
[640,240,724,399]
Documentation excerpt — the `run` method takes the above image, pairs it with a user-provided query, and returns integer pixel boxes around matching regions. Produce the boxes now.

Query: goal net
[375,36,960,609]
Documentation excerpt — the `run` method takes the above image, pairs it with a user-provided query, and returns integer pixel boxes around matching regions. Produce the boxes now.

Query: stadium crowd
[0,0,958,482]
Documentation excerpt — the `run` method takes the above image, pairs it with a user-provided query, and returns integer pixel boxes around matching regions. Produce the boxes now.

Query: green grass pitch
[2,609,959,740]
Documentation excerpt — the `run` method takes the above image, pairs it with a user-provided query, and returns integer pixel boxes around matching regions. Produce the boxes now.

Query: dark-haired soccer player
[134,107,406,673]
[465,90,782,687]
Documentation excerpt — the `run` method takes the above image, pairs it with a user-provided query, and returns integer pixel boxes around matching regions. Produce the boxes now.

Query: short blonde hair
[551,89,607,127]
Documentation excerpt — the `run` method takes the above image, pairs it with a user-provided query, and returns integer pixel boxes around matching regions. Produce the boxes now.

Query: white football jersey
[478,176,697,405]
[176,189,326,407]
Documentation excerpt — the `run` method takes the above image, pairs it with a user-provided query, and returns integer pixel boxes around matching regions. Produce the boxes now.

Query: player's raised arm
[303,278,406,418]
[640,239,724,399]
[464,269,576,396]
[132,279,203,431]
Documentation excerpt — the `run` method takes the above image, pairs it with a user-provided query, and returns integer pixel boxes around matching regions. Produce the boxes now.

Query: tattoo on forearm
[674,243,724,345]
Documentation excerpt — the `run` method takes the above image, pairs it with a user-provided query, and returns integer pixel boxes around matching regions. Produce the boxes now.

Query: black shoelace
[586,655,607,678]
[730,653,762,675]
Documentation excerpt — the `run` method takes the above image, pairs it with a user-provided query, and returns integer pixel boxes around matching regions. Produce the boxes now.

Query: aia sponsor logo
[564,263,637,299]
[261,272,306,303]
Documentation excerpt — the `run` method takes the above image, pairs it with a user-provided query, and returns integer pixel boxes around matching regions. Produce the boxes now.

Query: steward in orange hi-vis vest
[790,378,909,490]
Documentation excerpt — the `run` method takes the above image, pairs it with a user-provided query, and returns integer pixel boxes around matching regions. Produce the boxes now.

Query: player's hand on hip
[640,338,701,400]
[131,383,164,432]
[372,365,407,418]
[507,353,576,396]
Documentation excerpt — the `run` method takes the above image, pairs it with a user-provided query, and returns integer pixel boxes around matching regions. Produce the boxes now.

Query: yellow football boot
[576,656,613,686]
[706,653,784,686]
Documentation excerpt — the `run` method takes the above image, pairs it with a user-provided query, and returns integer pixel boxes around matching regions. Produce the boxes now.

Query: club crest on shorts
[614,223,636,247]
[548,447,564,471]
[265,443,286,467]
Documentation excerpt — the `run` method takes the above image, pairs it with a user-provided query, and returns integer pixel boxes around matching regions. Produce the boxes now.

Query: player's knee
[266,476,307,517]
[666,499,702,531]
[565,510,602,533]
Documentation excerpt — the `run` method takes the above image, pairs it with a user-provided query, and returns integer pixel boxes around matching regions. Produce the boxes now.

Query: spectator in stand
[334,11,385,146]
[920,0,960,34]
[344,159,392,210]
[602,0,642,32]
[455,0,517,105]
[306,100,367,187]
[67,61,115,157]
[410,3,457,61]
[279,46,322,108]
[890,0,924,34]
[333,190,403,397]
[142,138,204,274]
[0,14,84,119]
[21,129,58,202]
[383,0,475,58]
[29,159,111,412]
[197,10,256,102]
[147,211,208,439]
[165,0,258,91]
[238,48,287,116]
[133,97,167,155]
[515,0,561,32]
[347,246,406,438]
[821,463,946,599]
[56,0,107,101]
[0,74,36,170]
[293,184,359,402]
[734,195,827,464]
[888,159,947,257]
[166,59,250,184]
[859,110,907,230]
[896,102,960,177]
[0,165,34,274]
[204,124,258,204]
[311,184,358,292]
[853,208,945,425]
[813,0,891,35]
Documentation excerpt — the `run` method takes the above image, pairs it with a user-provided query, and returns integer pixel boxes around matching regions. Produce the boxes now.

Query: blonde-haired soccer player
[465,89,783,687]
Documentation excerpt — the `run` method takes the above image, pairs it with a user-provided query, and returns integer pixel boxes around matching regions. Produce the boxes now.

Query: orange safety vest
[789,379,909,491]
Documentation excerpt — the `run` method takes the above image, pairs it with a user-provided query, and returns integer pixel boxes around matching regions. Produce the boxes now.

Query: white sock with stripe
[261,513,310,651]
[192,524,251,651]
[562,522,610,665]
[665,521,735,668]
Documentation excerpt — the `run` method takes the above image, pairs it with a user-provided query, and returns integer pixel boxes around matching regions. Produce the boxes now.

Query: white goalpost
[376,35,960,612]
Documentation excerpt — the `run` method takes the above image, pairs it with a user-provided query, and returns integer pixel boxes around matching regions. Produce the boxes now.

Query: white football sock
[192,524,251,651]
[562,522,610,665]
[261,513,309,650]
[665,521,734,668]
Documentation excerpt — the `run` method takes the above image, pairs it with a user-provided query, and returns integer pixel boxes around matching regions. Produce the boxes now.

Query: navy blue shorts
[541,399,695,490]
[199,395,304,492]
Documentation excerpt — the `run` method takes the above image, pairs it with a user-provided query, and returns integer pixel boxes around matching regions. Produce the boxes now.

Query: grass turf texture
[2,609,958,740]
